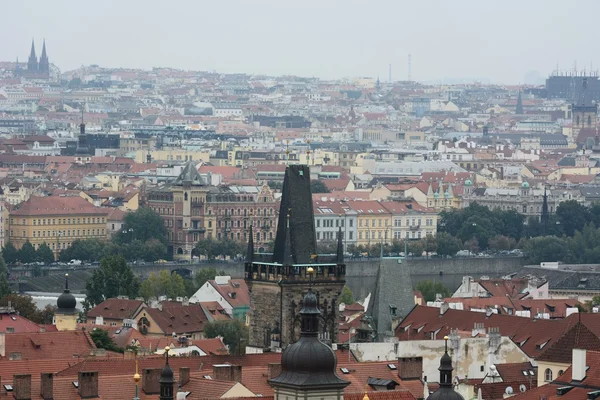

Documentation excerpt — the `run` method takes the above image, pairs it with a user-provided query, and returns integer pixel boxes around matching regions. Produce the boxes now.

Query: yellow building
[9,196,108,258]
[346,200,392,246]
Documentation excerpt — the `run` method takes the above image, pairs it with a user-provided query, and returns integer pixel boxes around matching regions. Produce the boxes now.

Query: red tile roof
[3,330,97,360]
[209,279,250,309]
[0,311,42,333]
[11,195,109,216]
[87,299,145,321]
[537,322,600,363]
[138,304,209,335]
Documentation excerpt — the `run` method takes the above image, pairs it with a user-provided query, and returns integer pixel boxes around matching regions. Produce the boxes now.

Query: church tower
[27,39,38,73]
[245,164,346,349]
[426,336,464,400]
[572,78,598,145]
[38,39,49,75]
[55,274,78,331]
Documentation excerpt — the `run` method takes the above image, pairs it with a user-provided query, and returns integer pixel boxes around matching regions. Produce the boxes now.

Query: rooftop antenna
[408,54,412,82]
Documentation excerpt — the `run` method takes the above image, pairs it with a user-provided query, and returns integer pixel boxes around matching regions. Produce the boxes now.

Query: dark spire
[516,91,523,114]
[541,187,549,233]
[272,165,317,265]
[268,289,349,390]
[159,347,175,400]
[27,39,38,72]
[246,225,254,262]
[76,106,89,155]
[439,336,453,387]
[39,39,49,74]
[56,273,76,314]
[336,226,344,263]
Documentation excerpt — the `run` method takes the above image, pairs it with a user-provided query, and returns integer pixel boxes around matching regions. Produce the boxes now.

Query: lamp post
[55,231,63,261]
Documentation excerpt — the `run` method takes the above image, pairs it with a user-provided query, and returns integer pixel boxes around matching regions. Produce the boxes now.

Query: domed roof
[57,274,76,314]
[426,388,465,400]
[521,181,530,189]
[434,192,440,198]
[464,179,472,186]
[269,289,349,390]
[426,337,464,400]
[160,363,174,383]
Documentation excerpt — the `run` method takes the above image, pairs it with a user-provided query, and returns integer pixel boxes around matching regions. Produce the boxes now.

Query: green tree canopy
[556,200,590,237]
[0,293,40,322]
[115,207,168,245]
[0,255,11,299]
[310,180,330,194]
[194,268,218,289]
[524,236,570,264]
[339,286,354,305]
[436,233,462,256]
[2,242,18,264]
[90,328,123,353]
[84,255,140,309]
[139,270,186,301]
[36,243,55,264]
[204,319,248,355]
[18,241,36,264]
[415,280,452,303]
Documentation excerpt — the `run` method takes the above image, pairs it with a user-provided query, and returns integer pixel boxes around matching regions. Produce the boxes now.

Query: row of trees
[194,238,246,261]
[523,223,600,264]
[3,241,54,264]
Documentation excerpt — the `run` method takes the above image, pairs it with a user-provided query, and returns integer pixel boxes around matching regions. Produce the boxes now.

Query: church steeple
[541,187,549,233]
[27,39,38,72]
[516,91,523,114]
[426,336,464,400]
[39,39,49,74]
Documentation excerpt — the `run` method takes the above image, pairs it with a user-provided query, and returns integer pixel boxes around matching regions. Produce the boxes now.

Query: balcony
[409,224,421,231]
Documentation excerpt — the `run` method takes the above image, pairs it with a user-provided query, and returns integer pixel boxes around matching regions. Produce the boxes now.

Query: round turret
[521,181,530,189]
[464,179,472,186]
[57,274,76,314]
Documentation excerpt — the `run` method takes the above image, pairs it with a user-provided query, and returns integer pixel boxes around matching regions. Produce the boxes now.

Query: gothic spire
[336,226,344,263]
[541,187,549,234]
[246,225,254,262]
[516,91,523,114]
[41,39,47,59]
[27,39,38,72]
[29,39,36,60]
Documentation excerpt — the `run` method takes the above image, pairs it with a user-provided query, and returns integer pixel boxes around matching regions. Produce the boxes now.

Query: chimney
[439,302,450,315]
[268,363,282,379]
[78,371,98,398]
[40,373,53,400]
[142,369,161,394]
[398,357,423,380]
[213,365,242,382]
[14,374,32,400]
[572,349,587,381]
[179,367,190,386]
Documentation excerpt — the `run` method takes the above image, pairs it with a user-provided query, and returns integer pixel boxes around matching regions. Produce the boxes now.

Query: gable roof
[173,161,206,186]
[138,304,209,335]
[3,330,97,360]
[536,322,600,363]
[87,298,145,320]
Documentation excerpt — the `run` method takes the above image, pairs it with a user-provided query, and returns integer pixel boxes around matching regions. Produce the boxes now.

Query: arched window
[558,370,564,377]
[545,368,553,382]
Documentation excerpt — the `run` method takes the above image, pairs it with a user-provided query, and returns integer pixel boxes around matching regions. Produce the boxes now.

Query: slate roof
[173,161,206,186]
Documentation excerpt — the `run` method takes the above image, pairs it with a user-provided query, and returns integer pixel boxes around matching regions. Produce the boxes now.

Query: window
[317,220,320,228]
[349,219,354,227]
[544,368,552,382]
[349,232,353,240]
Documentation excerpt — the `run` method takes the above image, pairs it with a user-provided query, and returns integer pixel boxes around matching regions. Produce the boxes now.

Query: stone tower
[27,39,38,73]
[39,39,49,75]
[572,78,598,145]
[245,164,346,349]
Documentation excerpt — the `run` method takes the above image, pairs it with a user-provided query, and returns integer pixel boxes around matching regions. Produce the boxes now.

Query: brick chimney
[142,369,162,394]
[13,374,32,400]
[268,363,282,379]
[40,373,53,400]
[78,371,98,398]
[213,365,242,382]
[398,357,423,380]
[179,367,190,386]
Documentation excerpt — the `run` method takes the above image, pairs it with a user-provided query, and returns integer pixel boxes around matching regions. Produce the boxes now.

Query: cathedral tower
[27,39,38,73]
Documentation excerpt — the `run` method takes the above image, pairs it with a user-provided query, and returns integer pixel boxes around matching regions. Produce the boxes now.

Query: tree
[339,286,354,305]
[0,293,39,322]
[464,237,480,254]
[415,280,451,303]
[407,240,424,257]
[204,319,248,355]
[139,270,186,301]
[60,239,107,262]
[423,234,437,257]
[84,255,140,309]
[37,305,57,325]
[36,243,55,264]
[2,242,18,264]
[115,207,168,245]
[436,233,462,256]
[0,255,11,299]
[90,328,123,353]
[524,236,570,264]
[195,237,217,260]
[317,240,337,254]
[488,235,515,251]
[310,180,330,194]
[18,241,36,264]
[556,200,591,237]
[194,268,218,289]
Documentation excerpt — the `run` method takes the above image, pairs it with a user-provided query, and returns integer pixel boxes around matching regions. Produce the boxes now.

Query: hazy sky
[2,0,599,83]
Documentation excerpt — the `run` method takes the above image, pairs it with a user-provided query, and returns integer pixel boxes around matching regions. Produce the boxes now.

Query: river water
[25,291,86,310]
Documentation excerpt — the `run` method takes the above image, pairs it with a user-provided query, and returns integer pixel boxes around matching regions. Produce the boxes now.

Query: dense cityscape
[0,17,599,399]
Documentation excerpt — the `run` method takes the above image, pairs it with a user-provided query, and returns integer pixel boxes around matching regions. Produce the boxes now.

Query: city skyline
[2,0,600,83]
